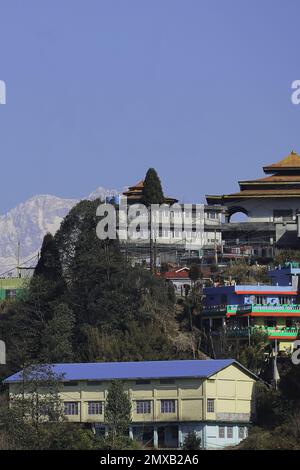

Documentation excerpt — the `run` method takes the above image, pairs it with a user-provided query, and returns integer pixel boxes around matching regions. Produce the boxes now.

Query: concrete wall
[226,198,300,223]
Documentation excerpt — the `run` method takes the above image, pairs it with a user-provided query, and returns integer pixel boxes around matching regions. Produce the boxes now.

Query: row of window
[64,399,216,416]
[64,401,103,415]
[219,426,247,440]
[64,399,178,416]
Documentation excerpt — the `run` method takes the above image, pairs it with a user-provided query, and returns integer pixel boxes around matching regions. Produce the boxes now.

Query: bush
[182,431,201,450]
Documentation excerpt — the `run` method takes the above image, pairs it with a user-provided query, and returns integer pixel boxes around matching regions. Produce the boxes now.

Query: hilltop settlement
[2,151,300,450]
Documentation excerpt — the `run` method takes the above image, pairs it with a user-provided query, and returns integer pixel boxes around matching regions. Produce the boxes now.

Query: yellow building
[4,359,257,449]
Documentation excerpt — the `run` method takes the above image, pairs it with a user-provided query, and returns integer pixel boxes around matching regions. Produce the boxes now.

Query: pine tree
[104,381,132,448]
[34,233,62,281]
[142,168,165,273]
[142,168,165,206]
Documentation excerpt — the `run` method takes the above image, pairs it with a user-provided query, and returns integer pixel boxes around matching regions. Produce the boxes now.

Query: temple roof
[123,180,178,205]
[239,174,300,185]
[263,150,300,173]
[206,150,300,204]
[207,189,300,203]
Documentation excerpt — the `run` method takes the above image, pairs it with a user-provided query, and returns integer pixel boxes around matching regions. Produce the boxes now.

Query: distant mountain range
[0,187,120,276]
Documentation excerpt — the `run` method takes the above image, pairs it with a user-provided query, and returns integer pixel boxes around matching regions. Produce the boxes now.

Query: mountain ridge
[0,187,119,276]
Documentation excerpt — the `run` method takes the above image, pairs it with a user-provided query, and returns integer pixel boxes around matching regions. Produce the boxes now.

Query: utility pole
[273,339,280,390]
[17,241,21,278]
[149,205,153,273]
[247,315,251,347]
[214,229,218,269]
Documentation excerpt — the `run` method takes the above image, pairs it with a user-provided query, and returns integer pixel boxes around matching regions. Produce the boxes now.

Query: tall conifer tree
[142,168,165,273]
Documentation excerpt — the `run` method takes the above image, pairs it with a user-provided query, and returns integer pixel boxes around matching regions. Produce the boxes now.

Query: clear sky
[0,0,300,212]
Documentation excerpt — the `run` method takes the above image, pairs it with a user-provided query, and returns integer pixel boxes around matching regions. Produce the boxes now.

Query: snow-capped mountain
[87,186,119,201]
[0,187,119,276]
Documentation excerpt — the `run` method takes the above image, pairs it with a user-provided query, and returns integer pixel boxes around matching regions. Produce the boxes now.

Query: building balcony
[227,304,300,315]
[225,326,299,340]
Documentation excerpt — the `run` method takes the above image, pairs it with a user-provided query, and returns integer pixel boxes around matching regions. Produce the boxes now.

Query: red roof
[164,271,190,279]
[161,267,190,279]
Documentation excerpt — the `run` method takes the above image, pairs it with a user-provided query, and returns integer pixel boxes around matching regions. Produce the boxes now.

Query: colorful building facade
[4,359,257,450]
[202,263,300,352]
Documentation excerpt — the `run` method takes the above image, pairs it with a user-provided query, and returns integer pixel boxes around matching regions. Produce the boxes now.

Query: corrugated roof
[3,359,251,383]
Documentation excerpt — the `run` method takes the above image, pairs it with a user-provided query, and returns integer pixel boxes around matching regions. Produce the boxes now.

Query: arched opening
[227,206,249,223]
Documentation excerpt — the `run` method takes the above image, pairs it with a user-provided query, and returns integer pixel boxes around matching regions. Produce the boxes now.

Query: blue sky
[0,0,300,212]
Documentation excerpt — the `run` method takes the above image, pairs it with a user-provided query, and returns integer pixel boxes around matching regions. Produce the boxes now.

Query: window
[227,426,233,438]
[161,400,176,413]
[219,426,225,439]
[159,379,175,385]
[64,402,79,415]
[136,400,151,414]
[63,381,79,387]
[88,401,103,415]
[135,380,151,385]
[87,381,102,386]
[207,399,215,413]
[238,427,245,439]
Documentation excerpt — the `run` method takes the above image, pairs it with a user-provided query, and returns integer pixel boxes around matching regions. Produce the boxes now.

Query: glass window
[64,402,79,415]
[207,399,215,413]
[87,381,102,386]
[161,400,176,413]
[227,426,233,438]
[136,400,151,414]
[219,426,225,438]
[88,401,103,415]
[238,427,245,439]
[135,380,151,385]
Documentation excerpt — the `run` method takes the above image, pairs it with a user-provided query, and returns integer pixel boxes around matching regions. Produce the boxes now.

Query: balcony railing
[226,326,299,339]
[227,304,300,314]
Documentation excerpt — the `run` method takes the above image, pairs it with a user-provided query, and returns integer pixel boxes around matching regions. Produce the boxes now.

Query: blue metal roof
[3,359,246,383]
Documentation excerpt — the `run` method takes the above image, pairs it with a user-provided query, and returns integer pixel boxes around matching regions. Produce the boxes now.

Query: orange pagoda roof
[206,150,300,204]
[263,150,300,173]
[123,180,178,205]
